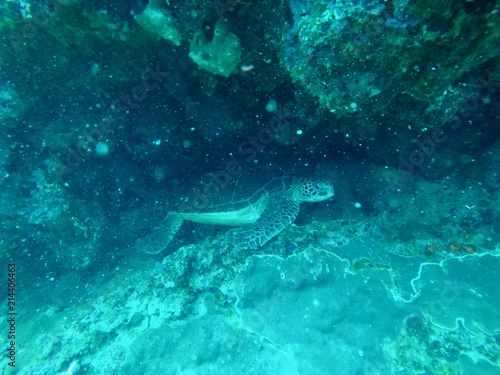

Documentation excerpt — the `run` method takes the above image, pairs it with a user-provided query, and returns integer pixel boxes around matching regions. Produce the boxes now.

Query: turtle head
[292,178,334,202]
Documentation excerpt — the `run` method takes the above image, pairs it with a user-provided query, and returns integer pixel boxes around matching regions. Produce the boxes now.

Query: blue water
[1,0,499,374]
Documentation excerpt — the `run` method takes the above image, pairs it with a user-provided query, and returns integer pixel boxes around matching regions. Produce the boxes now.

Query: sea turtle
[136,177,334,254]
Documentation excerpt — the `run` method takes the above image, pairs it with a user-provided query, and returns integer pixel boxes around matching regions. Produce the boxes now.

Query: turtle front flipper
[225,199,300,249]
[135,213,184,254]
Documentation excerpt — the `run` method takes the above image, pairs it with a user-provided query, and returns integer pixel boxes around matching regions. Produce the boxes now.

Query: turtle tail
[135,213,184,254]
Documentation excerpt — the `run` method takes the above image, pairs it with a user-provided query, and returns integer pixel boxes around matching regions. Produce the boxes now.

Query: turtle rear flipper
[226,199,300,249]
[135,213,184,254]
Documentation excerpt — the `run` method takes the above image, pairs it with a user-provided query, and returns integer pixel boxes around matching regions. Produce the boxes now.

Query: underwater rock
[233,246,500,374]
[135,3,181,46]
[281,0,500,123]
[0,84,26,122]
[189,21,242,77]
[121,294,299,375]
